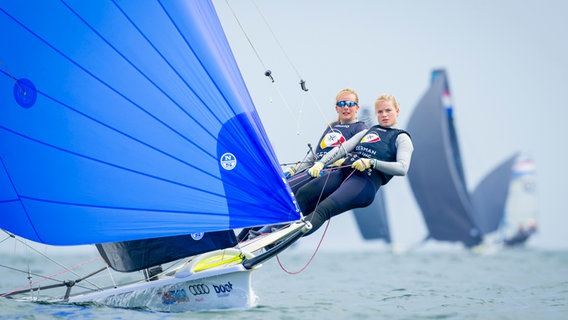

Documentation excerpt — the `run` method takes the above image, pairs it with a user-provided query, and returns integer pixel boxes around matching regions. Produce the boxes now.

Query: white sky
[214,0,568,250]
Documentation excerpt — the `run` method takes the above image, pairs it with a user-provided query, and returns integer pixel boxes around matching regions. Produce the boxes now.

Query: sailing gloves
[306,158,376,177]
[352,158,376,171]
[284,167,295,179]
[308,162,325,178]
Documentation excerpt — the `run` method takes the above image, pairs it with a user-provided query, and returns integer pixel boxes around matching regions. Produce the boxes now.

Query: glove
[307,162,325,178]
[352,158,372,171]
[284,167,295,179]
[329,158,346,167]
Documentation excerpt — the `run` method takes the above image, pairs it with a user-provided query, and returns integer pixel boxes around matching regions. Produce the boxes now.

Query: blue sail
[0,1,300,245]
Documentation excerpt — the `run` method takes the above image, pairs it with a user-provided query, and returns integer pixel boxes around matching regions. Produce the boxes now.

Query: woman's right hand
[284,167,295,179]
[307,162,324,178]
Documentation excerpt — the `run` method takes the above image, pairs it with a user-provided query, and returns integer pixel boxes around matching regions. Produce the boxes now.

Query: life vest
[353,125,410,184]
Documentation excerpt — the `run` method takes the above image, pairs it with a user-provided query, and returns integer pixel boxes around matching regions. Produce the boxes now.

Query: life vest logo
[220,153,237,170]
[360,132,381,143]
[320,130,345,149]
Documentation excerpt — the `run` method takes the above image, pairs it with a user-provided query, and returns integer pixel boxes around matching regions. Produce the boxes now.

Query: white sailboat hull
[68,264,257,312]
[5,222,310,312]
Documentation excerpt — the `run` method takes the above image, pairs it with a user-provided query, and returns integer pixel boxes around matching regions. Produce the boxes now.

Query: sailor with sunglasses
[285,88,368,193]
[295,93,414,236]
[237,88,367,241]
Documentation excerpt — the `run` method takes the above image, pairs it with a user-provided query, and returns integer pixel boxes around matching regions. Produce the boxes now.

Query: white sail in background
[501,156,538,245]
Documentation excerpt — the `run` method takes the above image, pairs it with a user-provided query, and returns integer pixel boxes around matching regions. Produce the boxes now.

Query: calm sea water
[1,247,567,319]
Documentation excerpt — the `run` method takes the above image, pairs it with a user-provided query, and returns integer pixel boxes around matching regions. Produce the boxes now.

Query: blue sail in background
[0,1,300,245]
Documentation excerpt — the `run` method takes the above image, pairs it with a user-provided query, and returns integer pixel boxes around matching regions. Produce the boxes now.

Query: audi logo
[187,284,210,295]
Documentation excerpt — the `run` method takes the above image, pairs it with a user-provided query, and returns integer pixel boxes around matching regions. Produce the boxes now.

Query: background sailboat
[407,69,538,249]
[0,0,308,311]
[406,69,482,248]
[472,154,538,247]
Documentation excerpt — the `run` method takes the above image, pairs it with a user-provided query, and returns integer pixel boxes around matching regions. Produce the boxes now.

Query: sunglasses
[336,100,358,108]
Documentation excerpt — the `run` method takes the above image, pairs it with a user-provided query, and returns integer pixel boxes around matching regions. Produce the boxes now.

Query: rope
[250,0,303,83]
[223,0,268,72]
[276,167,357,274]
[276,219,330,274]
[223,0,309,133]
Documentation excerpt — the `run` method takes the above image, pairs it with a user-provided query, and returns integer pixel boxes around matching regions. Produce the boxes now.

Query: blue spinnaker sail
[0,1,299,245]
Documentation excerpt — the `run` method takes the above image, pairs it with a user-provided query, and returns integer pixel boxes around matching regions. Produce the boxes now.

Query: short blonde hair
[375,93,399,111]
[335,88,359,104]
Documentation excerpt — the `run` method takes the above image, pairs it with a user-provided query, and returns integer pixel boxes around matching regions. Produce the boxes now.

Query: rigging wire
[0,256,103,297]
[222,0,269,73]
[0,230,104,290]
[222,0,307,135]
[0,230,194,297]
[247,0,342,142]
[223,0,346,141]
[250,0,306,90]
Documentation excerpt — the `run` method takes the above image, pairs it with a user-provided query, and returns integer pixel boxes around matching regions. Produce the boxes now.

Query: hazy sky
[214,0,568,250]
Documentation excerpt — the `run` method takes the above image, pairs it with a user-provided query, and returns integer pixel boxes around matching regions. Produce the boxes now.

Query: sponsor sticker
[220,153,237,170]
[213,281,233,297]
[161,289,189,304]
[191,232,204,240]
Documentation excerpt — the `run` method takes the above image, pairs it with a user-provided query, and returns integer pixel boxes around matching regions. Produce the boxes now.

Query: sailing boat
[0,1,309,312]
[406,69,482,248]
[407,69,538,249]
[472,154,538,247]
